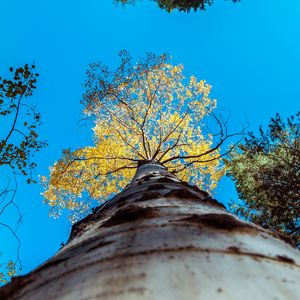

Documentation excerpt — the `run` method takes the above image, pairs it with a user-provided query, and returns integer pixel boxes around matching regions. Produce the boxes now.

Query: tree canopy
[115,0,240,13]
[0,65,46,283]
[226,113,300,247]
[0,65,45,181]
[42,51,233,222]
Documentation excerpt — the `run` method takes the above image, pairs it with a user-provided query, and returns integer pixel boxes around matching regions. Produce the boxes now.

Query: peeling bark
[1,161,299,299]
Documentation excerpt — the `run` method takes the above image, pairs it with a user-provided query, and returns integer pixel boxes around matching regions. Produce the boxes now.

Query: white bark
[1,161,299,299]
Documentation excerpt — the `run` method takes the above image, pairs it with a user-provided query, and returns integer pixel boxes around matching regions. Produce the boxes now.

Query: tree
[115,0,240,13]
[226,112,300,247]
[1,161,300,299]
[1,53,299,299]
[41,51,236,223]
[0,65,46,283]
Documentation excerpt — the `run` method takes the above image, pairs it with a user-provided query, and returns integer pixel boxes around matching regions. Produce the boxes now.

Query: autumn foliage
[42,52,228,222]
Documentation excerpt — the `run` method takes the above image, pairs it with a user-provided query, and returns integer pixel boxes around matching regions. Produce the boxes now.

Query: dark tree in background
[0,65,46,283]
[226,112,300,247]
[115,0,240,13]
[0,65,45,180]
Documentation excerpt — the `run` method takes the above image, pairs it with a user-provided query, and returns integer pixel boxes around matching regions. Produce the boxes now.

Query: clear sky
[1,0,300,276]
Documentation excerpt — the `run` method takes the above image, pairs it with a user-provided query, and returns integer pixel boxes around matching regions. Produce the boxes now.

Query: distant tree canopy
[0,65,46,283]
[115,0,240,13]
[226,113,300,247]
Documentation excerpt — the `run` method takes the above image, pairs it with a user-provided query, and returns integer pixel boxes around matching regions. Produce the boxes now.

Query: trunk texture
[1,161,299,299]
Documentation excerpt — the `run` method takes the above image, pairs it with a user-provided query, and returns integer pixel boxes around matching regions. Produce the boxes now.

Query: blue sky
[1,0,300,276]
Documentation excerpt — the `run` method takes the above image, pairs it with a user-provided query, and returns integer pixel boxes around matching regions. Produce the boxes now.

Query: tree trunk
[1,161,299,299]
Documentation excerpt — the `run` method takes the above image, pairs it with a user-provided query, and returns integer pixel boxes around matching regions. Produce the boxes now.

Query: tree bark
[1,161,300,299]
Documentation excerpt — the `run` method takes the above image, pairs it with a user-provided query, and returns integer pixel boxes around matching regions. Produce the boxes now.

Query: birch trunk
[1,161,299,299]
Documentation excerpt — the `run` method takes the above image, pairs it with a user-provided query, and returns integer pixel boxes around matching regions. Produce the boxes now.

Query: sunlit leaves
[43,52,224,222]
[0,260,17,285]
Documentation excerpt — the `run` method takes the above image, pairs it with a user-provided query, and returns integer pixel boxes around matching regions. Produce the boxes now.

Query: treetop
[42,51,228,222]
